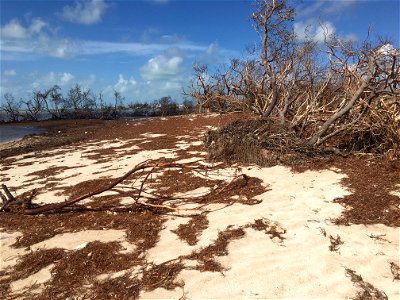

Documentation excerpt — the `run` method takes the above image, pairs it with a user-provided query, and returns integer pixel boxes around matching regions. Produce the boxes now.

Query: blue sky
[1,0,399,104]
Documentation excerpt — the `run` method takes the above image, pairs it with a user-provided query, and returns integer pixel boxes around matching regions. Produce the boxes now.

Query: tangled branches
[339,97,400,156]
[186,0,399,157]
[0,160,251,215]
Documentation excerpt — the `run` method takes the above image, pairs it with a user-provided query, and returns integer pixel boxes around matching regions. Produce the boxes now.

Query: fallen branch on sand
[1,159,250,215]
[0,184,16,211]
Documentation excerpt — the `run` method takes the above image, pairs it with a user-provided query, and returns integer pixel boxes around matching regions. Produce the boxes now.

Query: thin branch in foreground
[2,160,246,215]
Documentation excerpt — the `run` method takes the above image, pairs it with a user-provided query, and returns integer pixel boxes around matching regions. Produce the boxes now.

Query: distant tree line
[0,84,196,122]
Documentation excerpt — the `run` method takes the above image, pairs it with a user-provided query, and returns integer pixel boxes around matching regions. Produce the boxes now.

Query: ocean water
[0,126,46,144]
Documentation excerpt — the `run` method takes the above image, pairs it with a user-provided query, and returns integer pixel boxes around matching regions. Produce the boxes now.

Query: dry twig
[2,160,247,215]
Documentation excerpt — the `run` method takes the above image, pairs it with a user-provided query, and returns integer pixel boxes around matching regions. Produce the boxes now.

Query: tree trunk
[308,73,373,146]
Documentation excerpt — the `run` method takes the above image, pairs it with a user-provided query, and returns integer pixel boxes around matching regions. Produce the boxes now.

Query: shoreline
[0,114,227,159]
[0,125,47,145]
[0,118,110,159]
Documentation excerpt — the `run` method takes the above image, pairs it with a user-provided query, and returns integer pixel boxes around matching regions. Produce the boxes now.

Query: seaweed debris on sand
[1,113,398,299]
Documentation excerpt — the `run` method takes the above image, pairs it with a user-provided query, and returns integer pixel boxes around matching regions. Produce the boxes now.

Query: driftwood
[1,160,247,215]
[0,184,16,212]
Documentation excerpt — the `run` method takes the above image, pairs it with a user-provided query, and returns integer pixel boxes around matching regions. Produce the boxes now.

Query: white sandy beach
[1,117,399,299]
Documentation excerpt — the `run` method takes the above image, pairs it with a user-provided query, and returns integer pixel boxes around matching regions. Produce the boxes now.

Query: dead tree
[186,0,296,117]
[248,0,295,117]
[23,91,44,121]
[184,65,214,113]
[307,39,399,147]
[186,0,399,155]
[1,93,21,122]
[42,85,66,120]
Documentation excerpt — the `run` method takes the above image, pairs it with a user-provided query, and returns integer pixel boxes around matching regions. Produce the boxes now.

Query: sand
[0,114,398,299]
[142,166,399,299]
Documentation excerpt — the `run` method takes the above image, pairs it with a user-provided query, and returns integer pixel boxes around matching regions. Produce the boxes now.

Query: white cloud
[128,78,184,102]
[322,0,358,14]
[1,16,208,61]
[140,27,186,44]
[81,74,96,88]
[160,80,181,91]
[378,44,399,56]
[102,74,138,99]
[160,34,186,44]
[1,71,98,100]
[1,19,28,39]
[60,72,74,84]
[1,35,76,60]
[53,45,70,58]
[343,33,358,42]
[140,54,183,81]
[296,1,325,18]
[81,40,205,56]
[4,69,16,76]
[31,72,75,89]
[29,18,47,33]
[1,37,207,61]
[195,42,231,65]
[294,21,336,43]
[315,22,336,43]
[0,17,74,59]
[141,27,160,44]
[0,18,47,39]
[43,38,75,58]
[62,0,108,25]
[80,40,166,55]
[114,74,137,93]
[293,22,308,41]
[297,0,358,18]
